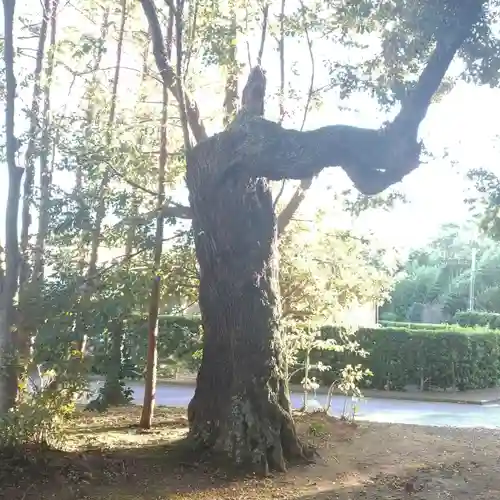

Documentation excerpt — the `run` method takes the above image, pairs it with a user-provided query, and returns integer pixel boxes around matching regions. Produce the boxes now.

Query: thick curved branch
[140,0,207,143]
[214,119,421,195]
[213,6,482,197]
[390,0,483,134]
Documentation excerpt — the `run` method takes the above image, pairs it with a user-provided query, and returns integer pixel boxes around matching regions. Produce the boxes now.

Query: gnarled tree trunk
[186,72,308,472]
[186,167,306,473]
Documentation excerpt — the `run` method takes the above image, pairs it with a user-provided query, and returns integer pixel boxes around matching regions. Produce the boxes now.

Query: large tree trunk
[186,168,306,473]
[184,5,305,473]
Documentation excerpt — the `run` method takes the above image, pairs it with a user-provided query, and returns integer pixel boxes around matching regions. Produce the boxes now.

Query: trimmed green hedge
[380,320,455,330]
[453,311,500,329]
[314,326,500,391]
[379,320,490,333]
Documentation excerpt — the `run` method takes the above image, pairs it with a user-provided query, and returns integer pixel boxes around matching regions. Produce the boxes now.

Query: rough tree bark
[141,0,484,472]
[186,71,308,473]
[0,0,22,414]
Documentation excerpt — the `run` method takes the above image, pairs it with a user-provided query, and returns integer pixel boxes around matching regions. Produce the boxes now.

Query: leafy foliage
[280,217,397,323]
[383,223,500,321]
[0,369,86,449]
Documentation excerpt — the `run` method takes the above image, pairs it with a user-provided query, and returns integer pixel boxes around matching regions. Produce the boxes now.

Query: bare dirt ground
[1,406,498,499]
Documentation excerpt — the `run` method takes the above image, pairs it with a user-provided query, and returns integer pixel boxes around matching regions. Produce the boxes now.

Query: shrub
[453,311,500,329]
[316,325,500,392]
[379,320,490,332]
[380,320,451,330]
[379,311,399,322]
[0,370,85,449]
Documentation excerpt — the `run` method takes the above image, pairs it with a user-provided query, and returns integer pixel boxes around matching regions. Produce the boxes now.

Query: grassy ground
[1,406,497,499]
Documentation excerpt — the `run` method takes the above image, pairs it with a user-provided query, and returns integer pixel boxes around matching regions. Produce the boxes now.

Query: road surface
[88,380,500,429]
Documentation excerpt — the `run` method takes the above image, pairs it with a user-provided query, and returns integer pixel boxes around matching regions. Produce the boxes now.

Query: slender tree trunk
[77,6,120,358]
[33,0,59,283]
[19,0,51,290]
[102,204,138,406]
[103,33,150,406]
[222,8,238,128]
[86,0,126,279]
[100,321,127,406]
[140,13,172,430]
[73,9,110,358]
[0,0,22,414]
[75,6,110,276]
[17,0,53,369]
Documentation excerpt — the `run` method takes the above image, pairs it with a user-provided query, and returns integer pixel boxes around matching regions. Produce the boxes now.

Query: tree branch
[276,2,316,235]
[257,2,269,66]
[139,0,207,143]
[212,7,482,197]
[117,201,192,229]
[277,178,312,235]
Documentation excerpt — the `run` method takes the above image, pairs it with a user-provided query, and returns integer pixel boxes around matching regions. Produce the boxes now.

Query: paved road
[88,380,500,429]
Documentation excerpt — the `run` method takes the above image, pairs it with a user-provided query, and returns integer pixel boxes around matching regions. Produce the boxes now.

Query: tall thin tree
[19,0,52,290]
[33,0,60,283]
[78,2,126,357]
[140,8,173,430]
[0,0,23,414]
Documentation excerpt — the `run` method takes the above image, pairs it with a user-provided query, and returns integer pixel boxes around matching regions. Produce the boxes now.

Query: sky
[1,1,500,258]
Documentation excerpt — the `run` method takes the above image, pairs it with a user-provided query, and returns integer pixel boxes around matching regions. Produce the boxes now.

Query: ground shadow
[1,408,496,500]
[1,439,253,500]
[0,408,281,500]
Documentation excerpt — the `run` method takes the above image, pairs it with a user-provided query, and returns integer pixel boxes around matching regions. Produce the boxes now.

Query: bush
[380,320,450,330]
[379,320,489,332]
[0,371,85,449]
[91,315,203,377]
[315,325,500,392]
[453,311,500,329]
